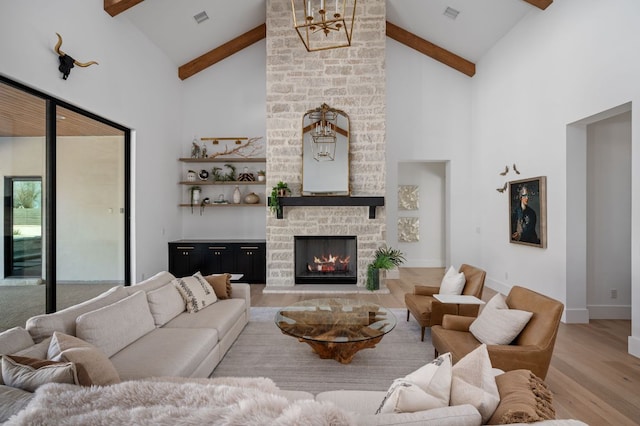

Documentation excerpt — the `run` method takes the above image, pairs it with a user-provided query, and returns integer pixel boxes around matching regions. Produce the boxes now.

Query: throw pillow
[47,332,120,386]
[469,293,533,345]
[487,369,555,424]
[146,283,186,326]
[202,272,233,299]
[1,355,78,392]
[376,352,452,414]
[450,344,500,423]
[173,274,218,313]
[439,266,466,295]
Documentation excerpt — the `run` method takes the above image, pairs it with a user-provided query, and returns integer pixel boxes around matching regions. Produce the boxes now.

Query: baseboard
[628,336,640,359]
[587,305,631,320]
[563,308,590,324]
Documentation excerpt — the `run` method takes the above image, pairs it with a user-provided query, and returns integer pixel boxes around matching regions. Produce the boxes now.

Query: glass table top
[275,298,397,343]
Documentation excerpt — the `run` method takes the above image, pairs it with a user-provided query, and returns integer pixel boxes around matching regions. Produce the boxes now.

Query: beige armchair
[404,264,486,341]
[431,285,564,379]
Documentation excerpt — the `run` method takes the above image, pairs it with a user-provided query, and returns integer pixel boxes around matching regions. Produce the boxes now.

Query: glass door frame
[1,75,131,313]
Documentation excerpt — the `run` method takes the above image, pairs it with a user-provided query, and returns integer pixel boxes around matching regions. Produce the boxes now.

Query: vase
[244,192,259,204]
[233,186,241,204]
[257,174,265,182]
[366,266,380,291]
[192,189,200,204]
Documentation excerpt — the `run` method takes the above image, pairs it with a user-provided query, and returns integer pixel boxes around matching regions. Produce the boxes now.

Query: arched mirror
[302,103,350,195]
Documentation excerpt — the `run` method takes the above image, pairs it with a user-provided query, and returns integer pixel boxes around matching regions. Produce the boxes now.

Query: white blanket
[5,377,355,426]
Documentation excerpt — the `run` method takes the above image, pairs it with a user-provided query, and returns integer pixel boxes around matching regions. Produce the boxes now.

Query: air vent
[193,11,209,24]
[443,7,460,20]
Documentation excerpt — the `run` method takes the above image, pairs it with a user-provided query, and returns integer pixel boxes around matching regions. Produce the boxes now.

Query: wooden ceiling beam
[104,0,144,17]
[386,21,475,77]
[522,0,553,10]
[179,24,267,80]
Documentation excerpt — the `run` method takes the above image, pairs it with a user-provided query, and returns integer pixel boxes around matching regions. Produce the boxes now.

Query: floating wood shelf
[271,196,385,219]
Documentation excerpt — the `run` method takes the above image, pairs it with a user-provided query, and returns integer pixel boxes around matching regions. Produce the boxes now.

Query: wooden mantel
[271,196,385,220]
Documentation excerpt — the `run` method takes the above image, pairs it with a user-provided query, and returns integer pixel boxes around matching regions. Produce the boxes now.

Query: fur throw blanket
[5,377,355,425]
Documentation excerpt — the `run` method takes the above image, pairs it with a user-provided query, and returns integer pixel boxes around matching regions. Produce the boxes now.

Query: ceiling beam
[386,21,475,77]
[179,24,267,80]
[104,0,144,17]
[522,0,553,10]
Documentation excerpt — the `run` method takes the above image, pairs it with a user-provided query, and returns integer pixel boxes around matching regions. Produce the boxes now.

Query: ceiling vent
[443,7,460,20]
[193,11,209,24]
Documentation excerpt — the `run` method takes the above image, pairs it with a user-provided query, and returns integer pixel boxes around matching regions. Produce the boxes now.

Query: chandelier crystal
[291,0,357,52]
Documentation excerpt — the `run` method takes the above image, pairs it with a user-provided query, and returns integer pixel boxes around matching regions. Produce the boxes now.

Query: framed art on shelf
[509,176,547,248]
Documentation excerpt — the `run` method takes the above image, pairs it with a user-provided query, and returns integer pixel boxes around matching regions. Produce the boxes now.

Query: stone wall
[266,0,386,287]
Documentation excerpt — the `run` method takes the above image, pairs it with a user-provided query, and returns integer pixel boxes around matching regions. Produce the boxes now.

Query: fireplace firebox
[294,236,357,284]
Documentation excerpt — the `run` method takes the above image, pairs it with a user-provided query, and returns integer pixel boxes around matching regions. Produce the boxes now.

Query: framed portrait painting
[509,176,547,248]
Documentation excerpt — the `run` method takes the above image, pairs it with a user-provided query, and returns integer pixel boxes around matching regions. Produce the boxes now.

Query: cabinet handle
[240,246,259,250]
[208,246,227,250]
[176,246,195,250]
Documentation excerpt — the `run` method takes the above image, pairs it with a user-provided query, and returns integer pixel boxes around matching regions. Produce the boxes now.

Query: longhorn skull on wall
[54,33,98,80]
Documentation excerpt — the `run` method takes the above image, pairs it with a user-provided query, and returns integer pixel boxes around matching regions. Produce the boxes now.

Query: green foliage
[13,181,40,209]
[366,246,405,291]
[269,181,290,214]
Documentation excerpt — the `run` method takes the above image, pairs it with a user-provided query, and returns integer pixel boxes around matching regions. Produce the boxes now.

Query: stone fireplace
[265,0,386,288]
[294,235,357,284]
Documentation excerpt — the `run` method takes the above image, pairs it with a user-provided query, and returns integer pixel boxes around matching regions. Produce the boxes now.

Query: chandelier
[309,103,338,161]
[291,0,357,52]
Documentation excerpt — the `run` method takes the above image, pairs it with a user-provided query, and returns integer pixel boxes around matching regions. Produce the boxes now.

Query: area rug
[211,307,435,394]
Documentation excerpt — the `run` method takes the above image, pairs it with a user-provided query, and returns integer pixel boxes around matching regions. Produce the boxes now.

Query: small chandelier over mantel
[291,0,357,52]
[309,103,338,161]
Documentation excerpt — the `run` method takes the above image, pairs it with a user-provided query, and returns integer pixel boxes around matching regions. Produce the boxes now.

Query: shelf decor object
[291,0,357,52]
[398,217,419,242]
[398,185,419,210]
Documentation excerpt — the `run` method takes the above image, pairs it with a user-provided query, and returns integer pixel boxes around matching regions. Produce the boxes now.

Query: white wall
[180,41,267,240]
[386,38,476,269]
[586,112,632,319]
[0,0,184,281]
[470,0,640,356]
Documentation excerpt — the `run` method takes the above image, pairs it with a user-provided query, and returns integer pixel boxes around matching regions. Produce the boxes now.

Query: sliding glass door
[0,76,130,331]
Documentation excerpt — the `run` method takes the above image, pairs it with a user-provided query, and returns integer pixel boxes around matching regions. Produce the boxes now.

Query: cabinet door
[168,244,202,277]
[200,244,235,275]
[235,243,266,283]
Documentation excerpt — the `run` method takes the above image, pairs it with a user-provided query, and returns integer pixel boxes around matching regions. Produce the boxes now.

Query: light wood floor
[251,267,640,425]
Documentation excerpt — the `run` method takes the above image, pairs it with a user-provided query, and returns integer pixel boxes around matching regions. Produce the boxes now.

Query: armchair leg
[420,327,425,342]
[434,348,438,358]
[406,309,410,321]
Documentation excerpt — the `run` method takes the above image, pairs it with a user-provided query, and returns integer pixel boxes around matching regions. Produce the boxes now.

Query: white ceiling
[120,0,538,69]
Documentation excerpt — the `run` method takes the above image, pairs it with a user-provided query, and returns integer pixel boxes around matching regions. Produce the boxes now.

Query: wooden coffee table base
[297,335,384,364]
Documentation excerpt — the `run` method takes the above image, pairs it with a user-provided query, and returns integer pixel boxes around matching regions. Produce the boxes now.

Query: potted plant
[269,181,290,215]
[366,245,405,291]
[257,170,266,182]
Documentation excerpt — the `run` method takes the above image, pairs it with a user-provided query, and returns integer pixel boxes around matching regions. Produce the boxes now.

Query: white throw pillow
[376,352,452,414]
[173,273,218,313]
[469,293,533,345]
[439,266,466,295]
[451,344,500,423]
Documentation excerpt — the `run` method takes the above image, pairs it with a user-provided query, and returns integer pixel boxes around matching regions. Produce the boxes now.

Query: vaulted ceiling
[105,0,552,79]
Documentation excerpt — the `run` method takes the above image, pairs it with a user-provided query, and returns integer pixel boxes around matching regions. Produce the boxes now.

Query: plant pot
[366,266,380,291]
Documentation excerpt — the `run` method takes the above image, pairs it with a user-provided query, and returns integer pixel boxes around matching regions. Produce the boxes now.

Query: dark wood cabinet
[168,240,265,283]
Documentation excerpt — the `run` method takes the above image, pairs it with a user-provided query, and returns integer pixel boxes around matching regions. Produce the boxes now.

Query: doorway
[3,177,42,277]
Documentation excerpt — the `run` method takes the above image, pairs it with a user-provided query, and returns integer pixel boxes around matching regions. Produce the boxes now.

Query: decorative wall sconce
[291,0,357,52]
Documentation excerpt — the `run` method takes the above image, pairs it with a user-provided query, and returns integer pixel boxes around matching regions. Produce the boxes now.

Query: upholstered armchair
[431,286,564,379]
[404,264,486,341]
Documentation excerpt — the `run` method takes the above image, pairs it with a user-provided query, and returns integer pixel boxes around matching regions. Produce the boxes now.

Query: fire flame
[308,253,351,272]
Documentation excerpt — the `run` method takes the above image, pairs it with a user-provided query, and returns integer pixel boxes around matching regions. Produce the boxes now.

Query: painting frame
[508,176,547,248]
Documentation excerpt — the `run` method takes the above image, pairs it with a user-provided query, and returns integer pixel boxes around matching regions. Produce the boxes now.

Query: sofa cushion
[1,355,78,392]
[163,298,245,338]
[26,285,129,343]
[451,344,500,423]
[127,271,176,295]
[12,337,51,360]
[203,273,233,299]
[439,266,466,295]
[377,352,452,414]
[487,369,555,424]
[0,385,33,423]
[109,327,218,380]
[0,327,35,357]
[47,332,120,386]
[173,274,218,313]
[469,293,532,345]
[75,290,156,358]
[146,283,185,326]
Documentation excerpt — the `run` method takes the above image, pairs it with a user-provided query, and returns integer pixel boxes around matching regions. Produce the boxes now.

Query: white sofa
[0,271,250,421]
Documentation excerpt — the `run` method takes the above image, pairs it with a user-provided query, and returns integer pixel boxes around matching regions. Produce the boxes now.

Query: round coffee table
[275,298,397,364]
